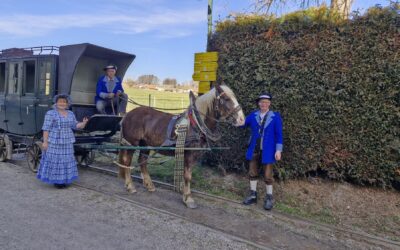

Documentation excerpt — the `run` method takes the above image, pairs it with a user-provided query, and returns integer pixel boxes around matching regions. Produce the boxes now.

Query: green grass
[123,87,190,113]
[275,201,337,225]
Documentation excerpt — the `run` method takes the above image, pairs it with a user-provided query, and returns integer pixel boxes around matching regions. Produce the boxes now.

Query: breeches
[248,151,274,185]
[96,93,128,114]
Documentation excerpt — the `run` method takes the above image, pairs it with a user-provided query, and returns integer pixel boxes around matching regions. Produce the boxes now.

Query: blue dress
[37,109,78,184]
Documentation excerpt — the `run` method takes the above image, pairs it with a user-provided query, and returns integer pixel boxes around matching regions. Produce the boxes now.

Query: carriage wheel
[27,143,42,173]
[0,137,7,162]
[76,150,95,167]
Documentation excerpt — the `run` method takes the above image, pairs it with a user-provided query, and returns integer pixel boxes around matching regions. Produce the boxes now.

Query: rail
[0,46,59,57]
[77,143,229,151]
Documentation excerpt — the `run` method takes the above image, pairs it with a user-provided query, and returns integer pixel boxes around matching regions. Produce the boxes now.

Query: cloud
[0,8,206,38]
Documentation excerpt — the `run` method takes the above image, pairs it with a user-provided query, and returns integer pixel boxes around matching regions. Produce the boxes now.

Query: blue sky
[0,0,390,83]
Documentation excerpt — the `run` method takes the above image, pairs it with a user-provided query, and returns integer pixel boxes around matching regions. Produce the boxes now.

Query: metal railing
[22,46,59,55]
[0,46,59,57]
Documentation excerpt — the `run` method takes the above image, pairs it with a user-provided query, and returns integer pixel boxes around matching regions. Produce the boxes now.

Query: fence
[126,95,190,114]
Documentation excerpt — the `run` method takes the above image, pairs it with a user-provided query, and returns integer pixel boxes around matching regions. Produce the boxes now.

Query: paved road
[0,162,256,250]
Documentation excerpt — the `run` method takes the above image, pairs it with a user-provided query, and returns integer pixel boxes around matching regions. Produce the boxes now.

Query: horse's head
[213,84,245,127]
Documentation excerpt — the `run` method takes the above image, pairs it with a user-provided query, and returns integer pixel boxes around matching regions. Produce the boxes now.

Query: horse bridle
[187,89,242,142]
[214,91,243,124]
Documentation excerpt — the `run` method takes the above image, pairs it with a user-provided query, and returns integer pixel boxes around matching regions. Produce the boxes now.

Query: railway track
[83,163,400,250]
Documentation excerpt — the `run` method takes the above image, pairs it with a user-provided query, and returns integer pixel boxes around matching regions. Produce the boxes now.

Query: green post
[149,94,151,107]
[207,0,213,91]
[207,0,213,49]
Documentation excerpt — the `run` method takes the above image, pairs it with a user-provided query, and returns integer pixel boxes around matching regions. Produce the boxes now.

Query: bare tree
[330,0,353,18]
[162,78,178,88]
[253,0,354,18]
[124,77,137,88]
[137,74,160,85]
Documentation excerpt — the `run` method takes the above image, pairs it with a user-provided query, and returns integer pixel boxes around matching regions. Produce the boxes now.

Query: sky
[0,0,391,84]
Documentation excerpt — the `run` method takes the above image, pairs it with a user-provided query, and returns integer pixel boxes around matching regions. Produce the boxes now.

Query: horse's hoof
[144,181,155,192]
[147,187,156,192]
[183,196,197,209]
[127,187,137,193]
[185,201,197,209]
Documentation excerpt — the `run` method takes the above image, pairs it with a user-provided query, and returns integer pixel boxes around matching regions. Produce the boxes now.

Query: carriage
[0,43,135,171]
[0,43,244,208]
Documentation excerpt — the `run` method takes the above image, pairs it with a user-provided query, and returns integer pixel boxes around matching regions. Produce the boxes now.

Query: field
[123,86,190,114]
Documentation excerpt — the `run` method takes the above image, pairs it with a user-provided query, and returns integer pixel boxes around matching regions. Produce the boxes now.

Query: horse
[117,84,245,208]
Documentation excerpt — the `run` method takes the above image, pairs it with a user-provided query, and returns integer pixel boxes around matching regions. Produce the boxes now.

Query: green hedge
[206,4,400,189]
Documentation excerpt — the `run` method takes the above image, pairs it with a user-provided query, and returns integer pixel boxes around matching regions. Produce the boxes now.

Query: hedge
[206,4,400,189]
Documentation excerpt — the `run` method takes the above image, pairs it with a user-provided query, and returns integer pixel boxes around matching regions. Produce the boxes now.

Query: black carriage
[0,43,135,171]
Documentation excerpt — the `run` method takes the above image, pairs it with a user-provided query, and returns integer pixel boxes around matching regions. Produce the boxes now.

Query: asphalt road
[0,162,256,250]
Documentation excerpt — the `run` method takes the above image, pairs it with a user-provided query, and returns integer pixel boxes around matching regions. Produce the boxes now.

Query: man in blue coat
[95,65,128,115]
[242,93,283,210]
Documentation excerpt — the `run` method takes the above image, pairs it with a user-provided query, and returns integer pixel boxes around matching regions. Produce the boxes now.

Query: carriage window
[23,60,35,94]
[0,63,5,93]
[8,62,20,94]
[39,61,52,96]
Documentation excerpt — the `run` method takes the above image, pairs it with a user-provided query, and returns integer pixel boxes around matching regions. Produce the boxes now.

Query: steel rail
[77,144,230,151]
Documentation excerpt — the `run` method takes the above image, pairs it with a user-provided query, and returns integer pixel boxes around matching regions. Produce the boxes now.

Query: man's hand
[108,93,115,98]
[275,151,282,161]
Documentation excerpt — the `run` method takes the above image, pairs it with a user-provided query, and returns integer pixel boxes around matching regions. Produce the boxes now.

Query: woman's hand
[83,117,89,124]
[42,141,48,151]
[275,151,282,161]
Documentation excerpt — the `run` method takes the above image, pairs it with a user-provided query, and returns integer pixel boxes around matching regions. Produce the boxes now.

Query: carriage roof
[58,43,135,104]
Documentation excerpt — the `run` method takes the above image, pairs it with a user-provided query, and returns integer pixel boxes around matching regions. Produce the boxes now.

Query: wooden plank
[194,52,218,62]
[192,71,217,81]
[198,81,211,94]
[194,61,218,72]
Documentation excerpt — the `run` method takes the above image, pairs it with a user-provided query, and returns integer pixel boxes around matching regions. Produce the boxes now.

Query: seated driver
[95,64,128,116]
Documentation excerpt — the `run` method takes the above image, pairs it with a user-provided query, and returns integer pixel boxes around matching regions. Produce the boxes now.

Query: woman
[242,93,283,210]
[37,94,88,188]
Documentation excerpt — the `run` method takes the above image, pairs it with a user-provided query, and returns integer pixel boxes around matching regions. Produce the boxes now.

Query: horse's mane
[195,85,238,120]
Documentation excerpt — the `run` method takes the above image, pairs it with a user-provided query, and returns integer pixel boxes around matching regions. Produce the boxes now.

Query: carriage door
[4,61,22,134]
[20,59,37,135]
[35,58,55,132]
[0,61,6,131]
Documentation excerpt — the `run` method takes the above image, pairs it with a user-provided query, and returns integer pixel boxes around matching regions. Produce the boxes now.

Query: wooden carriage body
[0,43,135,136]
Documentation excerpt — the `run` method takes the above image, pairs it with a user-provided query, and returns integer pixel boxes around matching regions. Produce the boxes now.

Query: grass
[123,87,190,113]
[275,202,337,225]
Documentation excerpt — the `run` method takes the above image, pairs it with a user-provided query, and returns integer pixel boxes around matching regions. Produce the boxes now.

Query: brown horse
[118,84,245,208]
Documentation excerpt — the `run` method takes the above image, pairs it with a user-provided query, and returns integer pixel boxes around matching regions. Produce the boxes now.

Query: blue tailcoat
[95,76,124,103]
[242,110,283,164]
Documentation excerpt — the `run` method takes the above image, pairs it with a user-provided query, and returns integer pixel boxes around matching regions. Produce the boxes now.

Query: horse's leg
[139,150,155,192]
[182,153,197,209]
[118,149,136,193]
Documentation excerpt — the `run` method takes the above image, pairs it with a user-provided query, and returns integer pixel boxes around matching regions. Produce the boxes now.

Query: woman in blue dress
[37,94,88,189]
